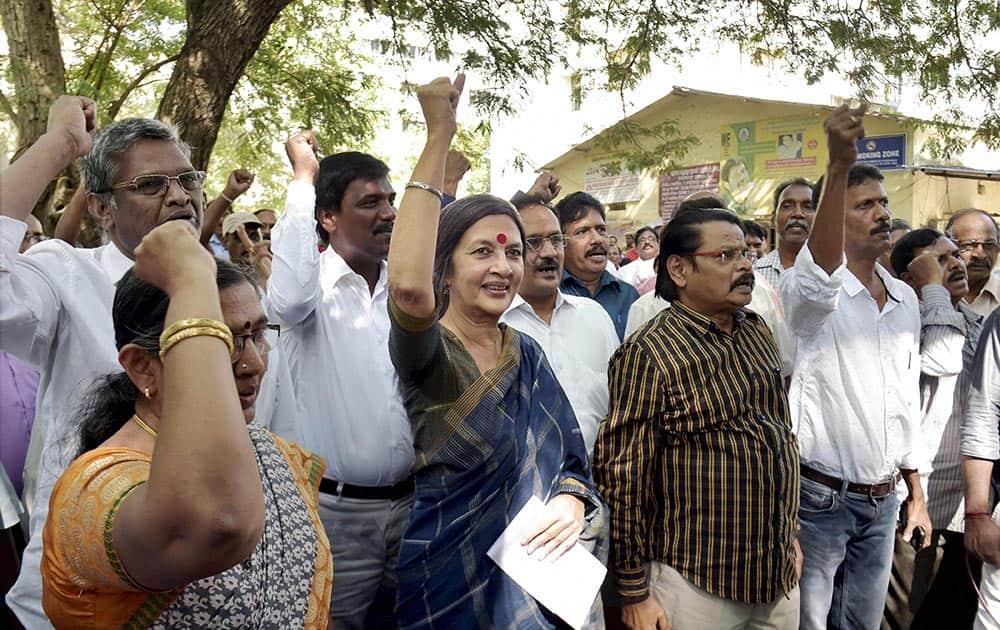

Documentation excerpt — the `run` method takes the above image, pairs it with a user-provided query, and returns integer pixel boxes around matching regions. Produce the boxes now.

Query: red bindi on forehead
[496,233,507,244]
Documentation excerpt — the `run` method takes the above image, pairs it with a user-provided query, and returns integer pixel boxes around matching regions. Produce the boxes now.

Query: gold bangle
[159,318,231,348]
[159,327,234,360]
[405,181,444,201]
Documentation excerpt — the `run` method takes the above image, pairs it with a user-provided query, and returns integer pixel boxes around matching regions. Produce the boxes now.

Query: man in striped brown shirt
[593,208,801,629]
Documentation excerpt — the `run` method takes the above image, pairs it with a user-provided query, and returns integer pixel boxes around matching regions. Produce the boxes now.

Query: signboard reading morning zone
[855,134,906,170]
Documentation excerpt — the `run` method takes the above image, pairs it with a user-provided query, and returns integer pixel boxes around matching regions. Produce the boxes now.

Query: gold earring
[144,387,151,399]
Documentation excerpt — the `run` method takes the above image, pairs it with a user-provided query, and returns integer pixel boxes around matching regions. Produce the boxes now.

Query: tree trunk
[156,0,293,171]
[2,0,72,221]
[1,0,66,148]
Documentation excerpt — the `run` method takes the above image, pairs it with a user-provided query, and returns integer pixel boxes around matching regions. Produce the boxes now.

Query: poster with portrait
[720,115,826,215]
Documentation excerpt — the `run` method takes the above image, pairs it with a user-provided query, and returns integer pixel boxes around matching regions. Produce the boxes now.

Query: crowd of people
[1,75,999,630]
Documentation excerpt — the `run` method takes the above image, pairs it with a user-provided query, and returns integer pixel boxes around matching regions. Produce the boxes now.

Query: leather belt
[319,477,414,501]
[800,465,894,499]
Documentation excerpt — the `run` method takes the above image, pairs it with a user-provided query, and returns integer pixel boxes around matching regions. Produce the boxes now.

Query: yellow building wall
[912,174,1000,229]
[549,93,920,232]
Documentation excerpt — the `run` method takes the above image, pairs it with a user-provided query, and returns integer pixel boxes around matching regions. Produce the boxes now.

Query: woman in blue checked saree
[387,76,606,629]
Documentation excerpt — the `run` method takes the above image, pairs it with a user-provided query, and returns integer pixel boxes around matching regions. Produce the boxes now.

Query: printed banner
[658,163,721,220]
[720,115,827,215]
[584,163,641,204]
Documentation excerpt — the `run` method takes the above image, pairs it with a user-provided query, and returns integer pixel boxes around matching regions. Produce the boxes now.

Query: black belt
[800,465,894,499]
[319,477,414,501]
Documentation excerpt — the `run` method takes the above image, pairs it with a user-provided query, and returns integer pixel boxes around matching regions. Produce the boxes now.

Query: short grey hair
[81,118,189,200]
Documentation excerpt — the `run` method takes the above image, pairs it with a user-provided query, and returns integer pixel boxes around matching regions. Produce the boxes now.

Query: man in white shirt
[500,197,619,456]
[780,105,932,630]
[946,208,1000,317]
[269,131,414,628]
[2,99,298,626]
[617,226,659,289]
[884,228,983,628]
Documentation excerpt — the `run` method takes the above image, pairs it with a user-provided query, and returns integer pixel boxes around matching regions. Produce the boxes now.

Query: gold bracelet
[159,318,231,348]
[405,181,444,201]
[159,327,234,360]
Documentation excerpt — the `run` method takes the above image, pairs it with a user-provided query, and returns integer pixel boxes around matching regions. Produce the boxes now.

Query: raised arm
[53,184,88,245]
[268,130,323,325]
[114,221,264,590]
[387,74,464,319]
[906,253,967,377]
[808,104,867,274]
[1,97,96,364]
[200,169,255,245]
[1,96,96,222]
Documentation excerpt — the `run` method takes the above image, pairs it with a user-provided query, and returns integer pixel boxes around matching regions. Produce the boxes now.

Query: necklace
[131,413,158,438]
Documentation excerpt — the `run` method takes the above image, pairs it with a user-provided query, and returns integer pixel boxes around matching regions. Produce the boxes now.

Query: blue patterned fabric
[395,332,607,629]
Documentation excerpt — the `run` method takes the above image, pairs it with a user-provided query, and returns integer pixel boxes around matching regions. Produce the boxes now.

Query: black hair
[634,226,658,242]
[742,220,767,241]
[890,228,943,277]
[891,218,912,232]
[812,163,884,209]
[313,151,390,244]
[433,194,525,315]
[655,209,742,301]
[554,191,605,231]
[772,177,813,212]
[944,208,1000,238]
[77,260,258,455]
[674,195,728,219]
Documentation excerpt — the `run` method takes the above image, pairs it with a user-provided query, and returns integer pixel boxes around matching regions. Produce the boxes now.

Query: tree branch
[107,53,181,119]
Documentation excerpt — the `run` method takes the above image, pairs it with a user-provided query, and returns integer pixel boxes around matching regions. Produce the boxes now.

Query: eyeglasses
[686,247,753,264]
[637,236,658,246]
[105,170,206,196]
[21,232,46,246]
[231,324,280,364]
[956,240,999,254]
[524,234,568,252]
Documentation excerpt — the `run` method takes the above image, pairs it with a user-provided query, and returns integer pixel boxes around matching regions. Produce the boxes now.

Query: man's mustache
[586,245,607,256]
[947,269,967,283]
[534,257,560,272]
[870,221,891,235]
[785,220,810,232]
[731,272,755,290]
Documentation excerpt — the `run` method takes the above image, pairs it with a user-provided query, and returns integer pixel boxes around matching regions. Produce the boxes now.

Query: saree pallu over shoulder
[395,329,608,630]
[41,424,331,629]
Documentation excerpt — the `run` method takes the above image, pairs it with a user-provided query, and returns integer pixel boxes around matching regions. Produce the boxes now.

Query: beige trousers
[647,561,799,630]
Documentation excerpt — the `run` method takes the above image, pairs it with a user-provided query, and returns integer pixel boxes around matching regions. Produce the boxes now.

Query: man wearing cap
[222,212,272,290]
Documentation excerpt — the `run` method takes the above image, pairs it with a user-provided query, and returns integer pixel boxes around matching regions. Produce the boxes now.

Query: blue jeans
[798,475,899,630]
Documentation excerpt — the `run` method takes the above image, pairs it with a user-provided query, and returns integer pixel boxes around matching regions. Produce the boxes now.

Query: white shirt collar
[98,242,134,284]
[322,246,388,294]
[509,290,571,318]
[840,261,903,307]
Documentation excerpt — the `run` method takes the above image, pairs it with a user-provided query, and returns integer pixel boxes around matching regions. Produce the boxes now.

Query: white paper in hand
[487,495,607,630]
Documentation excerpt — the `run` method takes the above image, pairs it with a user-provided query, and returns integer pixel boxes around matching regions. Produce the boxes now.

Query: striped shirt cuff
[614,564,650,604]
